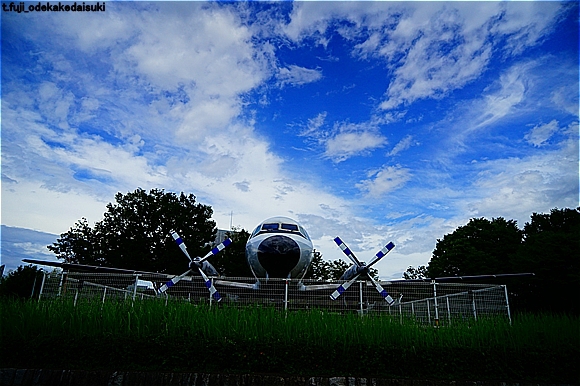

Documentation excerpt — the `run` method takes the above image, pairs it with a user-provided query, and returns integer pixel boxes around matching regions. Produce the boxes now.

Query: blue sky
[1,1,578,279]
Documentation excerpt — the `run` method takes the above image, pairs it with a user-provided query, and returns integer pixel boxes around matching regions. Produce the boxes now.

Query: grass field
[1,298,578,382]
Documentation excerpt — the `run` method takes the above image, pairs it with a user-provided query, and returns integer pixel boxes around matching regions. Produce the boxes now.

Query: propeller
[330,237,395,304]
[157,231,232,302]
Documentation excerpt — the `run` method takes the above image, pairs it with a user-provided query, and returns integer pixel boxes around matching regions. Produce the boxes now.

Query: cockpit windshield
[249,221,310,240]
[281,223,299,232]
[262,223,279,231]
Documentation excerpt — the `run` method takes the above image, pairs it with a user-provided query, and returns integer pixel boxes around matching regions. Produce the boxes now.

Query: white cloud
[2,180,110,234]
[298,114,389,163]
[524,120,560,147]
[300,111,327,138]
[284,2,565,111]
[388,135,415,157]
[2,2,576,283]
[551,85,579,116]
[488,2,564,56]
[438,61,537,156]
[277,65,323,87]
[475,65,528,128]
[356,165,412,198]
[324,131,387,163]
[462,130,578,226]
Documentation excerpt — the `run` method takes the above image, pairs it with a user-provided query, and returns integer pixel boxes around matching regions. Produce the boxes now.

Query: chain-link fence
[34,271,512,324]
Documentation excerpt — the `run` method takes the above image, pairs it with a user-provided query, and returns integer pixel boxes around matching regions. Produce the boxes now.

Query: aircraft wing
[23,259,263,290]
[22,258,174,281]
[298,283,340,291]
[298,273,534,292]
[214,279,258,290]
[380,272,535,284]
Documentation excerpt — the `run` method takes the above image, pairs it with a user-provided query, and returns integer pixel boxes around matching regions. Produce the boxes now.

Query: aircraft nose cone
[257,235,300,278]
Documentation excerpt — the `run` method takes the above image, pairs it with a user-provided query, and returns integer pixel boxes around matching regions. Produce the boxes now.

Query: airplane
[22,215,532,303]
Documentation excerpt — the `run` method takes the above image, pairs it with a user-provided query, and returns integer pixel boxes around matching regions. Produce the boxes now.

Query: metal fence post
[471,290,477,320]
[132,274,139,305]
[38,271,46,302]
[432,281,439,327]
[209,278,214,308]
[59,272,67,297]
[284,279,289,311]
[503,285,512,325]
[359,281,364,316]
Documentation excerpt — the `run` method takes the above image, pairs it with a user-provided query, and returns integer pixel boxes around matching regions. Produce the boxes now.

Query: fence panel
[36,272,511,323]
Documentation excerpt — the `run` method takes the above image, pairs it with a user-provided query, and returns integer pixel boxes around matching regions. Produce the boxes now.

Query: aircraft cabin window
[262,223,279,231]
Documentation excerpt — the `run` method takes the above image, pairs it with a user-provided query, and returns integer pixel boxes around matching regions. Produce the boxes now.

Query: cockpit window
[249,221,310,240]
[299,225,311,241]
[250,225,261,239]
[262,223,279,231]
[281,223,299,231]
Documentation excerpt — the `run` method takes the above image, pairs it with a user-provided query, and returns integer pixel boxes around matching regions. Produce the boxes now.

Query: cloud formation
[1,2,577,279]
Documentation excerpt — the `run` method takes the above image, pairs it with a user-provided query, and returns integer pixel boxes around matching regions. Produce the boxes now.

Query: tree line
[404,208,579,314]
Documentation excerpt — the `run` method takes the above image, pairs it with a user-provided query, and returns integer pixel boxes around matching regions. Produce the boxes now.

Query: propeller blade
[368,275,395,305]
[196,266,221,302]
[158,269,193,294]
[171,231,193,262]
[329,274,361,301]
[334,237,363,266]
[198,238,232,264]
[367,241,395,268]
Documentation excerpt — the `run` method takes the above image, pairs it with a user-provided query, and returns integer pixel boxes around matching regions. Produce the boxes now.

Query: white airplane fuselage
[245,216,313,280]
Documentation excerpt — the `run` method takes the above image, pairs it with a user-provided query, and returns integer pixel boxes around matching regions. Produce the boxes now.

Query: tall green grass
[1,298,578,381]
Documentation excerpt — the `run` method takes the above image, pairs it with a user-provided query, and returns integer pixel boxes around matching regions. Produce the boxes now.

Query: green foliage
[303,251,330,280]
[0,264,44,298]
[428,217,523,277]
[422,207,579,314]
[513,207,580,313]
[212,228,254,277]
[403,265,428,279]
[47,188,216,274]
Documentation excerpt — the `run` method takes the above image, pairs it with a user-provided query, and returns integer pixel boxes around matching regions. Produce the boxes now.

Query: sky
[1,1,578,279]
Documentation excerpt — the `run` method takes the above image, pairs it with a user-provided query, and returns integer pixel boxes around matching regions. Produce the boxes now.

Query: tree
[513,207,580,313]
[422,208,579,314]
[427,217,523,277]
[0,265,44,299]
[403,265,428,280]
[48,188,217,274]
[211,228,254,277]
[302,250,328,281]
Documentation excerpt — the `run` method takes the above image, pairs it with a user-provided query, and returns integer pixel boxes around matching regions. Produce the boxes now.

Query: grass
[1,298,578,382]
